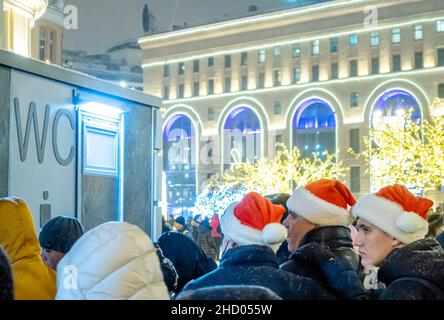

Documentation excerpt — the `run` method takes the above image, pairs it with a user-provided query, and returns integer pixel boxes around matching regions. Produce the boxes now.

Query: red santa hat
[286,179,356,226]
[352,184,433,244]
[221,192,287,251]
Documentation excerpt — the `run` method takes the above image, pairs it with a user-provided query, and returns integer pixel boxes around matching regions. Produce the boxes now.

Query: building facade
[1,0,64,65]
[63,41,143,91]
[139,0,444,215]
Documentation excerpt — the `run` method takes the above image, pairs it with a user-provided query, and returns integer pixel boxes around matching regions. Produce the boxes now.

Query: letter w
[14,98,50,163]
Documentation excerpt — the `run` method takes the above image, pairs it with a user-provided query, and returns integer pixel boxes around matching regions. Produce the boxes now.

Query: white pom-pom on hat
[261,223,287,245]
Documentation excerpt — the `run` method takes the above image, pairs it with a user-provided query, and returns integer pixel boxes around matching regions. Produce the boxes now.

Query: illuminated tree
[350,111,444,193]
[195,144,345,216]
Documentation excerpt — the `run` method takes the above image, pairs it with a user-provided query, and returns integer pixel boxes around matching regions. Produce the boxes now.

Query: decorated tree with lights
[350,110,444,193]
[195,144,345,216]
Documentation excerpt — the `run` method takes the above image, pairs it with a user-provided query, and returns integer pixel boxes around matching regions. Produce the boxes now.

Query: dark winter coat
[302,238,444,300]
[436,231,444,248]
[0,247,14,300]
[276,240,291,265]
[175,285,282,300]
[377,238,444,300]
[181,244,334,300]
[157,232,217,294]
[280,226,360,292]
[196,220,217,259]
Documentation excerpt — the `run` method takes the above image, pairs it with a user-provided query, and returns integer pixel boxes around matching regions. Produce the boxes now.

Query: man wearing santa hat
[180,192,334,299]
[299,184,444,300]
[280,179,360,295]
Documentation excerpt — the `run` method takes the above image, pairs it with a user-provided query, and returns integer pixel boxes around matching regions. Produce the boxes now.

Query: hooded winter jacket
[56,221,169,300]
[0,198,57,300]
[280,226,360,292]
[182,244,335,300]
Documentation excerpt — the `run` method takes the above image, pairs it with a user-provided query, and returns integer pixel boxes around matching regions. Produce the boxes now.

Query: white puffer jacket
[55,221,169,300]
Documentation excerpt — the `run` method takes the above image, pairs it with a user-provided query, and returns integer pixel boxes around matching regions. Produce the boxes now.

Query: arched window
[223,107,261,168]
[293,99,336,158]
[370,90,422,192]
[371,89,421,129]
[163,115,196,217]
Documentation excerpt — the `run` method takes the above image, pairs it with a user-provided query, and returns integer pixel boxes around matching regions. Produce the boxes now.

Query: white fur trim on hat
[286,186,352,226]
[352,194,429,244]
[220,202,285,252]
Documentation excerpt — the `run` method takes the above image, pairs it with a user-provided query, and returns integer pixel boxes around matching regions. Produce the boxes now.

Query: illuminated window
[392,28,401,43]
[292,44,301,58]
[349,34,358,46]
[413,24,423,40]
[224,107,261,167]
[293,99,336,159]
[312,40,320,55]
[39,27,56,64]
[178,62,185,75]
[258,49,266,63]
[437,20,444,32]
[274,46,282,57]
[371,32,379,46]
[163,115,196,217]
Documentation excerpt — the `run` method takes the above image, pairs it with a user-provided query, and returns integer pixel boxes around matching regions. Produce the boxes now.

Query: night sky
[63,0,330,54]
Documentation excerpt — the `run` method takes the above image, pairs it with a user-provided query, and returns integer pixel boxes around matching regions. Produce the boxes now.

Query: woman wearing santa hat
[180,192,334,300]
[300,184,444,300]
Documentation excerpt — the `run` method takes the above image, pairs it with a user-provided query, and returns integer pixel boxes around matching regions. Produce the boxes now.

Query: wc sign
[9,70,77,230]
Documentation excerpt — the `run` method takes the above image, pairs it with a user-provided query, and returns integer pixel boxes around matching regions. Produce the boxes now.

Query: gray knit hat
[39,216,84,254]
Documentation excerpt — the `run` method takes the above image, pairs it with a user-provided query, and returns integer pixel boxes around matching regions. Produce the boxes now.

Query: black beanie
[39,216,84,254]
[0,247,14,300]
[175,216,186,226]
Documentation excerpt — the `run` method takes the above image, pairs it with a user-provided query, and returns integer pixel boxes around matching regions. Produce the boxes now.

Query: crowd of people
[0,179,444,300]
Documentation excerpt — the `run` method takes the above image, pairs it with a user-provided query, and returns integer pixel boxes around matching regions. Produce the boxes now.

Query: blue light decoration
[371,89,421,128]
[163,114,196,217]
[224,106,261,167]
[293,99,336,159]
